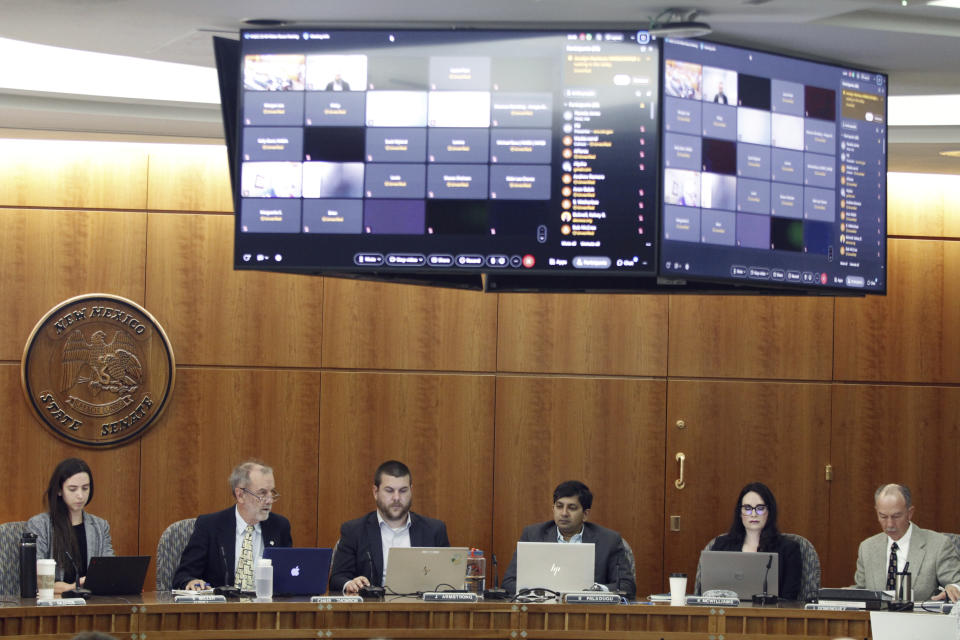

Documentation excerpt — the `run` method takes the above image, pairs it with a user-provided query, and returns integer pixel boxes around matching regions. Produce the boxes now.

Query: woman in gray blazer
[27,458,113,594]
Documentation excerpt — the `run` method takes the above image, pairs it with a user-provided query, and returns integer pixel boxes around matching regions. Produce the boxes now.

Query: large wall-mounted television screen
[233,28,661,287]
[659,38,887,294]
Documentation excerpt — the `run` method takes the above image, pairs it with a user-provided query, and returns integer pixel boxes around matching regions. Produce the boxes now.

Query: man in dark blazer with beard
[173,460,293,590]
[329,460,450,595]
[502,480,636,600]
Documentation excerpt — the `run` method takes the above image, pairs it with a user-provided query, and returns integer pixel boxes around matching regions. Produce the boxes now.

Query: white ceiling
[1,0,959,173]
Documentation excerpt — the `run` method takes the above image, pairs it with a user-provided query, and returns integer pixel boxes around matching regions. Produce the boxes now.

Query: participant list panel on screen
[234,29,660,277]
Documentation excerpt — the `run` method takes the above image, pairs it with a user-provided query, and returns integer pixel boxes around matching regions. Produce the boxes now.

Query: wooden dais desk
[0,594,874,639]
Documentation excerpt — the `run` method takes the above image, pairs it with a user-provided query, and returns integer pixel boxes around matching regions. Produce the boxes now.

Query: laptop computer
[262,547,333,596]
[515,541,595,593]
[84,555,151,595]
[699,550,779,599]
[384,547,470,595]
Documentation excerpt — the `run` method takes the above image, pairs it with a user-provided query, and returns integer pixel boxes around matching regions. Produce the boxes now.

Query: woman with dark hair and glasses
[707,482,802,600]
[27,458,114,595]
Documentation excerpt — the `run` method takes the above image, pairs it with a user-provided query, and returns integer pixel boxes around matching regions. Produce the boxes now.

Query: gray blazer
[854,524,960,599]
[26,511,114,581]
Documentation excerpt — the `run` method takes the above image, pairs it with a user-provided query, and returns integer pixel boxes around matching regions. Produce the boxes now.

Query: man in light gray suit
[854,483,960,601]
[502,480,636,599]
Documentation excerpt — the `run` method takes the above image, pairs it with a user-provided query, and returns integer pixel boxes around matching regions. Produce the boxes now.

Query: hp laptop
[262,547,333,596]
[515,541,595,593]
[84,555,151,595]
[384,547,469,595]
[698,550,779,599]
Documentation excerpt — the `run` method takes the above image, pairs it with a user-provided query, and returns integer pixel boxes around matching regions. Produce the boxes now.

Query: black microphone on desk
[358,550,384,600]
[484,553,507,600]
[214,544,241,597]
[751,554,777,606]
[62,551,92,599]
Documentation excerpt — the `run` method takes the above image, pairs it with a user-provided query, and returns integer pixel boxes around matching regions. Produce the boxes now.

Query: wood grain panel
[888,172,960,239]
[668,296,834,380]
[664,380,831,592]
[0,139,147,209]
[0,209,147,360]
[317,372,495,554]
[0,364,141,556]
[834,238,960,383]
[493,376,666,597]
[144,213,324,367]
[139,367,322,590]
[497,293,668,376]
[826,384,960,589]
[146,145,233,213]
[321,278,498,372]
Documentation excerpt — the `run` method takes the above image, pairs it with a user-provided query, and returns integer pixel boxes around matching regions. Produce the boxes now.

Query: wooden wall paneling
[144,212,325,367]
[0,364,141,556]
[321,278,498,372]
[826,384,960,590]
[667,295,834,380]
[0,209,148,361]
[146,145,233,213]
[834,239,960,383]
[887,172,960,239]
[0,139,148,210]
[317,371,496,554]
[493,376,666,597]
[139,367,322,590]
[496,293,669,376]
[663,380,831,592]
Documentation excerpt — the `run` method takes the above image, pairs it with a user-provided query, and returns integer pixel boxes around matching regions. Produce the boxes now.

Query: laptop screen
[699,550,779,599]
[516,541,595,593]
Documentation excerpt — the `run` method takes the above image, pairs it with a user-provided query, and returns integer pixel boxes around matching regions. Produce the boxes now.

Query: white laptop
[384,547,470,595]
[699,550,779,599]
[516,541,595,593]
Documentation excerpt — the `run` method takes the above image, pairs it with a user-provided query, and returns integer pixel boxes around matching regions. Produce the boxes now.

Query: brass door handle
[675,452,686,489]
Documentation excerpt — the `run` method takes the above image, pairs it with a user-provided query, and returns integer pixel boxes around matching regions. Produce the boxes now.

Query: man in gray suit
[854,483,960,601]
[502,480,636,599]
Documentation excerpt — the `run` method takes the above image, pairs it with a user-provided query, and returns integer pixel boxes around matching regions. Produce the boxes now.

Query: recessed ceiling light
[888,95,960,126]
[928,0,960,8]
[939,150,960,158]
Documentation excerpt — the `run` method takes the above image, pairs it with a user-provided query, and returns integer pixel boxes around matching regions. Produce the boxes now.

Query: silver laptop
[384,547,469,595]
[516,541,595,593]
[699,550,779,599]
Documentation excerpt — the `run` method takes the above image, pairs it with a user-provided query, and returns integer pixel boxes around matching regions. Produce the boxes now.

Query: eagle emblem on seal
[60,329,143,397]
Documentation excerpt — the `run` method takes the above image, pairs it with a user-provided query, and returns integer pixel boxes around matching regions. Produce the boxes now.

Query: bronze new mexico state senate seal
[21,294,175,448]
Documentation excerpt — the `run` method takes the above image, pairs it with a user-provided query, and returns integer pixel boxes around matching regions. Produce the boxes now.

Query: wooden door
[664,380,831,593]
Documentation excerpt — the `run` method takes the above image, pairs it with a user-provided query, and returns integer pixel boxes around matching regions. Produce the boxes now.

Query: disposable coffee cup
[669,572,687,606]
[37,558,56,600]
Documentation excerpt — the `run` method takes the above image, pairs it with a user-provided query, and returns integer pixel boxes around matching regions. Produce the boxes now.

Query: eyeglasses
[741,504,767,515]
[241,487,281,503]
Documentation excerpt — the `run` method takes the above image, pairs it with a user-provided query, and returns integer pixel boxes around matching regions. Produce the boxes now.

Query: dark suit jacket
[709,533,802,600]
[328,511,450,593]
[171,506,293,589]
[502,521,636,600]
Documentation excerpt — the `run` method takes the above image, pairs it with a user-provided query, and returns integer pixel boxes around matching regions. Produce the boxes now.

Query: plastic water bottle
[255,558,273,599]
[465,549,485,597]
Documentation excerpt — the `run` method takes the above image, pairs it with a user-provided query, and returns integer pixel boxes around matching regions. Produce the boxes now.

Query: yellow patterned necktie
[236,524,255,591]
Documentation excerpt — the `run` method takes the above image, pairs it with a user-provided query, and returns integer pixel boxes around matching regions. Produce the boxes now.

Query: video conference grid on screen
[660,38,886,292]
[235,29,661,276]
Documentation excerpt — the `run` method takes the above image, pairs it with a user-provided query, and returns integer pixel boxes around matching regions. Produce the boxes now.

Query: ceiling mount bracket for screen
[647,8,712,38]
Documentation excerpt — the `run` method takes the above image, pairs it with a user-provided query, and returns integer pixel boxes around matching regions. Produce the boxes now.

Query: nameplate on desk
[174,594,228,603]
[311,596,364,604]
[422,592,479,602]
[685,595,740,606]
[36,598,86,606]
[563,592,622,604]
[805,602,867,611]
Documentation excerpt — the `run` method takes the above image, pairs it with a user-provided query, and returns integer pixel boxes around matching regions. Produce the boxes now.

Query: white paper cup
[669,572,687,606]
[37,558,56,600]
